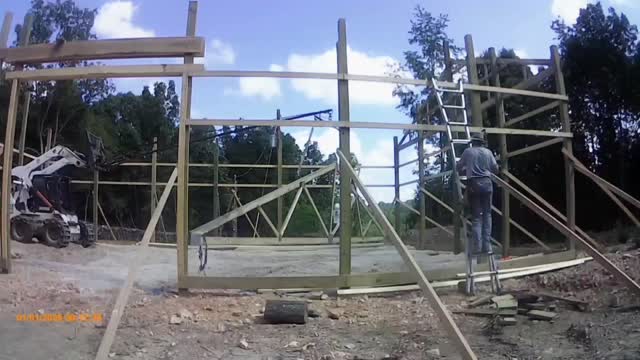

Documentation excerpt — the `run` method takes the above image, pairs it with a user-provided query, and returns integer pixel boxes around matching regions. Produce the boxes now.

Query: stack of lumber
[453,290,589,326]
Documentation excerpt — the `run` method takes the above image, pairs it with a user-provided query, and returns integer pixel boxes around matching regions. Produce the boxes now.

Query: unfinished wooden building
[2,3,640,360]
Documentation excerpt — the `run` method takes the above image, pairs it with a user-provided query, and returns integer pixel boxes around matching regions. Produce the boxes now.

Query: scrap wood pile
[454,290,589,327]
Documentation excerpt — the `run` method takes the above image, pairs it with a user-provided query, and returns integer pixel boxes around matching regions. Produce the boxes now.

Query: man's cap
[470,133,485,143]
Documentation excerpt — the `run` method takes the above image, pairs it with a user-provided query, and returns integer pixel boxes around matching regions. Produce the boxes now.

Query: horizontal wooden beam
[1,36,205,64]
[5,64,204,80]
[492,175,640,296]
[505,101,561,127]
[481,67,556,111]
[453,58,551,66]
[119,162,325,169]
[70,180,332,189]
[188,119,573,138]
[507,137,564,158]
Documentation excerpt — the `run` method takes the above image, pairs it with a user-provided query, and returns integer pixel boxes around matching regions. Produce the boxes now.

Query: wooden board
[94,168,177,360]
[492,175,640,296]
[6,64,204,81]
[1,36,205,64]
[336,150,478,360]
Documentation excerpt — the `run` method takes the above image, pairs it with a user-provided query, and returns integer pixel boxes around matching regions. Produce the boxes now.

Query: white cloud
[286,46,410,106]
[234,64,283,100]
[514,49,528,59]
[551,0,588,23]
[196,39,236,66]
[94,1,155,38]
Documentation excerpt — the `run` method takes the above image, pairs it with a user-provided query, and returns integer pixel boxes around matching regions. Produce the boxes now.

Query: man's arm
[456,150,467,173]
[489,150,499,174]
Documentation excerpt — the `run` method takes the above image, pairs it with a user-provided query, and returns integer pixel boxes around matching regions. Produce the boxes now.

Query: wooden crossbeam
[231,190,260,237]
[507,137,564,158]
[191,164,336,237]
[1,36,205,64]
[505,101,561,127]
[280,186,304,236]
[94,168,177,360]
[303,186,331,239]
[492,175,640,296]
[338,150,477,360]
[5,64,204,81]
[480,67,556,111]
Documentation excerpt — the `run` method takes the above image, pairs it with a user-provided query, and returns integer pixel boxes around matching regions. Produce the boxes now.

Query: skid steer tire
[41,219,70,248]
[79,221,95,248]
[10,217,33,243]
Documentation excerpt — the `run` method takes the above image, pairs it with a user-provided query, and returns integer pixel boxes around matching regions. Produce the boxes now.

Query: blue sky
[2,0,639,201]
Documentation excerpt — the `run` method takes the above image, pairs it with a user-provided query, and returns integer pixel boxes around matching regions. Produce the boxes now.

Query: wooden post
[16,14,33,166]
[464,35,483,127]
[232,178,238,237]
[417,129,426,249]
[93,169,99,243]
[337,18,352,277]
[212,142,220,236]
[551,45,575,253]
[393,136,401,231]
[150,137,158,242]
[0,13,14,72]
[276,109,283,242]
[0,74,19,273]
[44,128,52,151]
[177,1,197,289]
[490,48,510,256]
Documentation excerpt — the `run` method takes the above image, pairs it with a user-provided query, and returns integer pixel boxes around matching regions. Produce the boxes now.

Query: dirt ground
[1,240,640,360]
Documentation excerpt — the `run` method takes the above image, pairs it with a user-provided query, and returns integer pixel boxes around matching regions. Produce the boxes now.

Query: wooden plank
[562,149,640,209]
[1,36,204,64]
[257,206,279,237]
[393,136,401,231]
[0,12,12,49]
[276,113,283,242]
[465,35,483,127]
[94,168,177,360]
[337,150,478,360]
[176,73,190,285]
[507,137,564,158]
[337,18,352,277]
[16,14,34,166]
[204,236,383,246]
[490,47,511,256]
[97,202,118,242]
[505,101,561,127]
[281,186,303,236]
[0,78,19,273]
[304,186,331,239]
[417,129,426,248]
[502,170,603,251]
[150,138,158,242]
[230,190,260,237]
[191,164,335,237]
[6,64,204,81]
[453,308,517,317]
[492,175,640,296]
[480,66,557,111]
[187,119,573,138]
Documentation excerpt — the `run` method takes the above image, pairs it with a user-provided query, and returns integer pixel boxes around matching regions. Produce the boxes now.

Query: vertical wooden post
[232,178,238,237]
[551,45,576,253]
[1,76,19,273]
[337,18,352,277]
[276,109,283,242]
[150,137,158,242]
[16,14,33,166]
[393,136,401,231]
[212,142,220,236]
[490,48,510,256]
[44,128,52,151]
[417,129,426,249]
[464,35,483,127]
[93,169,99,244]
[177,1,197,288]
[0,12,14,72]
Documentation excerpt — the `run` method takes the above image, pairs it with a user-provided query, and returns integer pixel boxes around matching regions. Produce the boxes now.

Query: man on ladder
[456,134,500,277]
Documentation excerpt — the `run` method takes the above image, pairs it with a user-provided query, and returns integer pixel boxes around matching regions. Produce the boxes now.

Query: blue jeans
[468,177,493,253]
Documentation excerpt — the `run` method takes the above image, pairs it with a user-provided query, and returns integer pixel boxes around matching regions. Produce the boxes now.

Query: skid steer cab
[9,132,105,248]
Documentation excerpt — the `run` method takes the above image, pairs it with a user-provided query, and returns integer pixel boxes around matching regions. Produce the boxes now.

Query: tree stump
[263,299,308,324]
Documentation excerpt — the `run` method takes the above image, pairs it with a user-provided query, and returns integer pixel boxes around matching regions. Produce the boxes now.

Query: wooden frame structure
[4,4,640,358]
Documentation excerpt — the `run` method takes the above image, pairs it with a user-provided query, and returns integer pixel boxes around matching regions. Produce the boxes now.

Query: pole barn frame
[3,3,640,358]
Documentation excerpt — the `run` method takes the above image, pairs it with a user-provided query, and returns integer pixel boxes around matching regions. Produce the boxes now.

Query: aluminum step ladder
[432,78,501,295]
